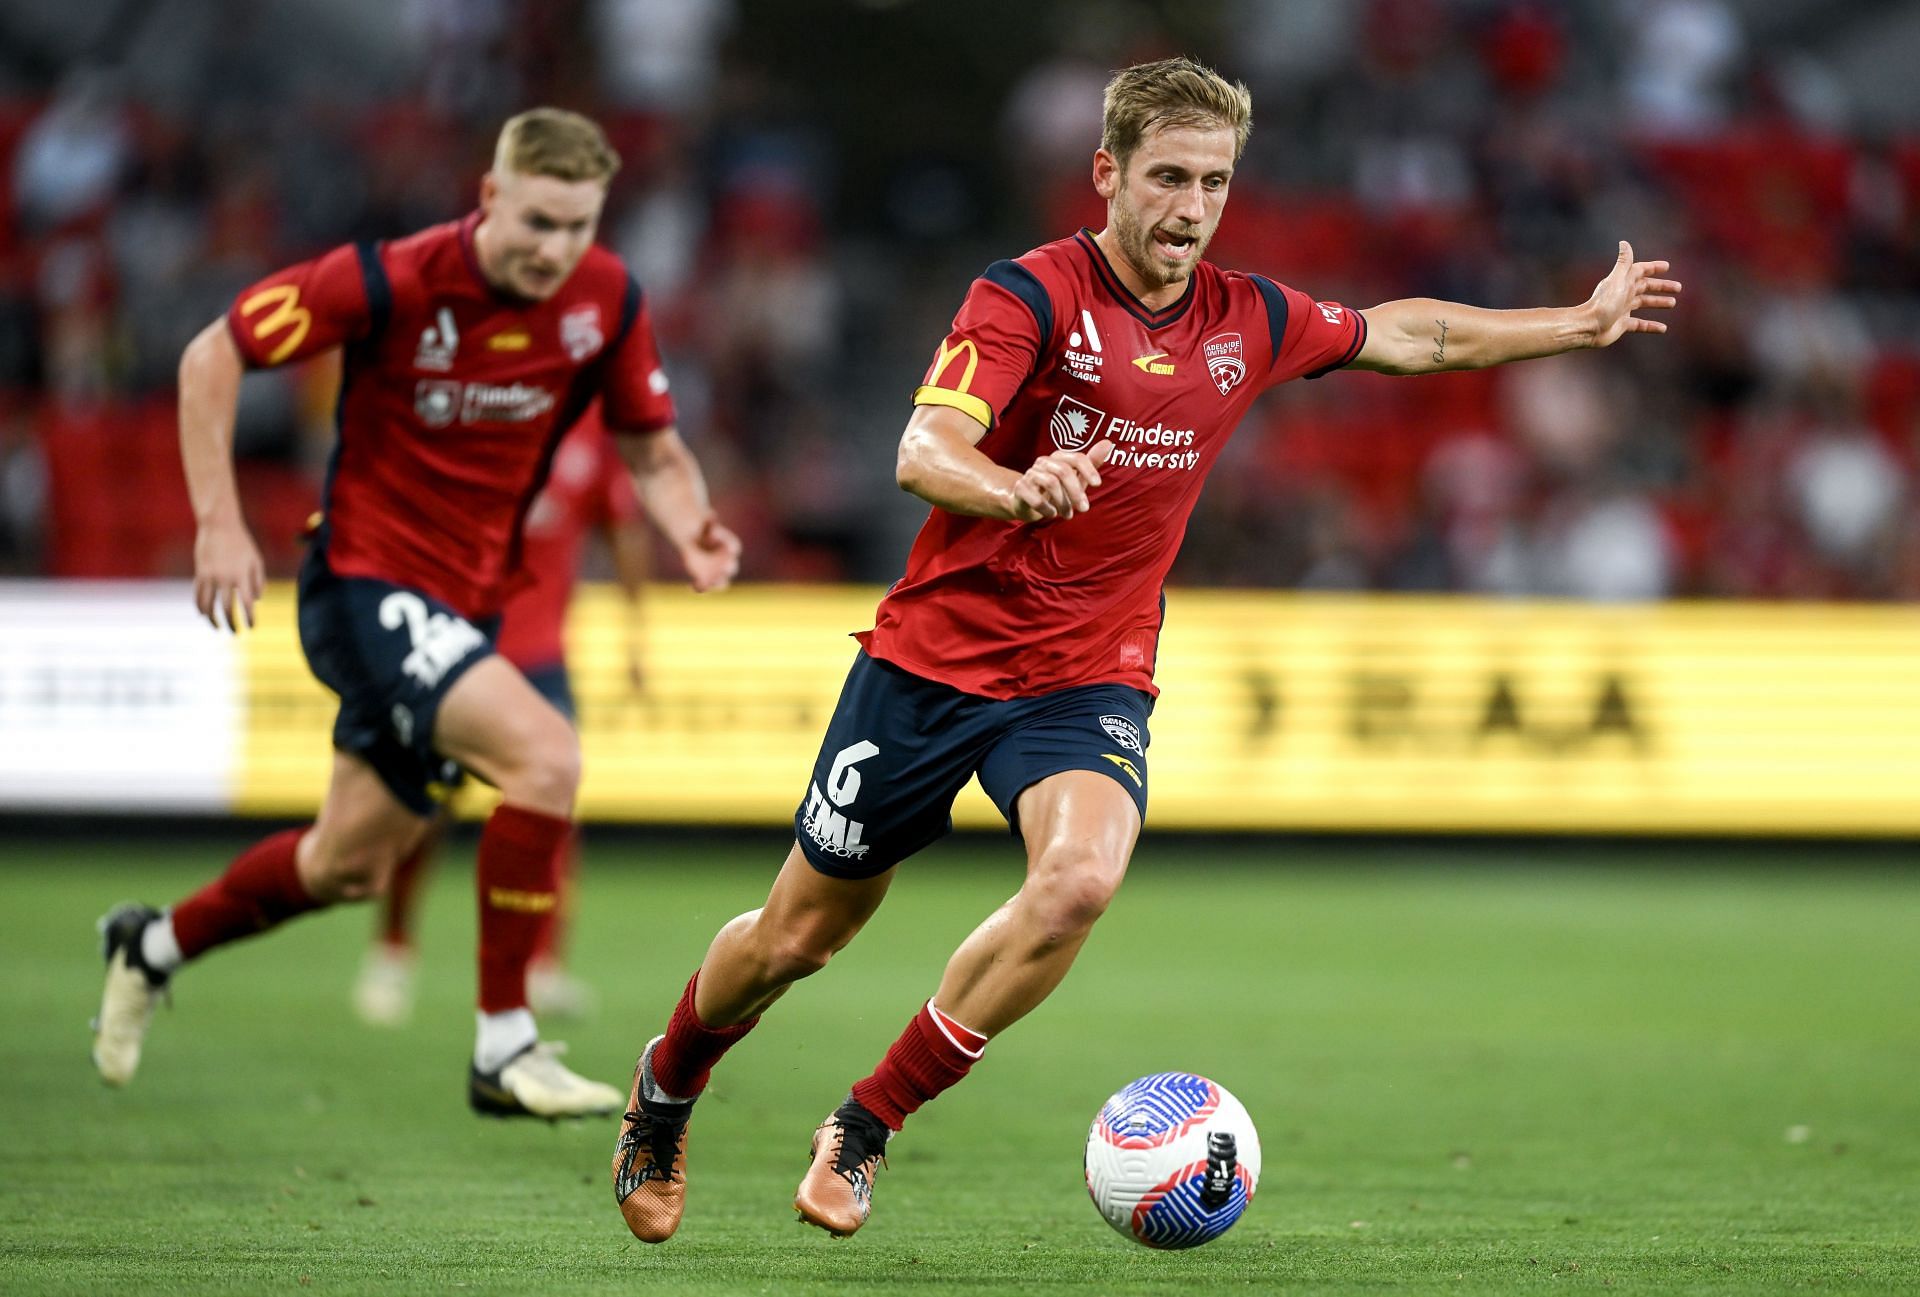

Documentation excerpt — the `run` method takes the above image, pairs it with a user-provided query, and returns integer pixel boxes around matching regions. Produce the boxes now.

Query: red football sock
[531,828,578,964]
[649,972,758,1100]
[379,834,433,950]
[475,803,569,1013]
[850,1001,989,1131]
[170,828,323,960]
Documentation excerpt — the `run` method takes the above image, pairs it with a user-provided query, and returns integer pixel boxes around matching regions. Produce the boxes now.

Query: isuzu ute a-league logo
[415,307,459,371]
[1050,394,1109,451]
[1204,331,1245,394]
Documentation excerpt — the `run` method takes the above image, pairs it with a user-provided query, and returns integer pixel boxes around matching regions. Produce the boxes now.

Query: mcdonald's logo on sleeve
[912,335,992,428]
[239,285,313,365]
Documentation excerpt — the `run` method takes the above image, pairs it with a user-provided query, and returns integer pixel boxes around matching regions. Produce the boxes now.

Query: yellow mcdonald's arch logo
[928,336,980,394]
[239,284,312,365]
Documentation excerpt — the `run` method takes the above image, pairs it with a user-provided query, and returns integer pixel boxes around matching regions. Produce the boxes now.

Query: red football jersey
[226,212,675,618]
[860,230,1366,698]
[492,406,640,670]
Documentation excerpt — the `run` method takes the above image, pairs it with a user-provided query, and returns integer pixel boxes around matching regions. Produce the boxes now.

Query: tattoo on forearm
[1431,319,1449,366]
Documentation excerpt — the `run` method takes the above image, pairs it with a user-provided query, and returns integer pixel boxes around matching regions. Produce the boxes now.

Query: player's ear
[1092,149,1119,200]
[478,171,499,212]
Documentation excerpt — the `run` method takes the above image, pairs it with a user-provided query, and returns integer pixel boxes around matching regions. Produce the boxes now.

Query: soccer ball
[1084,1072,1261,1249]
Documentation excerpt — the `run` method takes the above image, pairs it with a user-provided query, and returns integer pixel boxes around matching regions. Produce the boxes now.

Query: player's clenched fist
[1011,440,1113,522]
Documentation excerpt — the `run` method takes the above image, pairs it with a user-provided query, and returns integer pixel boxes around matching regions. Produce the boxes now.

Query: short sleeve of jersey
[600,292,677,435]
[1258,277,1368,389]
[911,269,1048,429]
[226,244,371,368]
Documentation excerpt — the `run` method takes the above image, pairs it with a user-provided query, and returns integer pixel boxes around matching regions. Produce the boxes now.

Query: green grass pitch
[3,832,1917,1294]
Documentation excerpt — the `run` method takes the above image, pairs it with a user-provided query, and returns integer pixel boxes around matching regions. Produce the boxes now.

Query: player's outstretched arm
[178,318,265,633]
[614,426,740,593]
[1351,241,1681,375]
[606,515,650,689]
[896,404,1113,522]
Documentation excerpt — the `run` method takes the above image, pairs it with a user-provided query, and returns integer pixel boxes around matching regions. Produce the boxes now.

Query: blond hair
[1100,57,1252,169]
[493,108,621,183]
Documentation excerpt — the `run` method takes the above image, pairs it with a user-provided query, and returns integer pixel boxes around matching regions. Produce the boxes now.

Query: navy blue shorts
[794,652,1153,879]
[518,661,576,724]
[296,548,499,816]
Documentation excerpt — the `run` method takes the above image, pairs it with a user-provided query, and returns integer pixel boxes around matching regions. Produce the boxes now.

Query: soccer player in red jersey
[91,109,741,1120]
[611,57,1681,1240]
[352,408,650,1028]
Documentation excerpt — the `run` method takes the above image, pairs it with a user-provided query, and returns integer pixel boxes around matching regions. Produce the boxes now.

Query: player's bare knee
[504,731,581,813]
[757,932,836,984]
[305,842,394,902]
[1024,849,1125,937]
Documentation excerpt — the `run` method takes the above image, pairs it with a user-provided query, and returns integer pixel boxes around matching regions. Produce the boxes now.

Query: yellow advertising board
[236,585,1920,836]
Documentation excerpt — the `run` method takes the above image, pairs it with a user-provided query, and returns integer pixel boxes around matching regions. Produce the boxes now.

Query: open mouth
[1153,229,1198,261]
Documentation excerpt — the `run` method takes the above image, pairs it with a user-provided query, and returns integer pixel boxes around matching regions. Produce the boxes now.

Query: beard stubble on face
[1112,187,1207,293]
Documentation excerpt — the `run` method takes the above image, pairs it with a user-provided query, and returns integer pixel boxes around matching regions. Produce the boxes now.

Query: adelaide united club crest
[1204,332,1245,395]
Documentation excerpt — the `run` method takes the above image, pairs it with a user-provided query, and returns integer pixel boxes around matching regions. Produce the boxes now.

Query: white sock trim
[142,914,183,974]
[474,1008,538,1073]
[925,1000,988,1061]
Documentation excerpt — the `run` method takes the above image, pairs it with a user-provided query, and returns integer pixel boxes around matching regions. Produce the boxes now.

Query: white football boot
[92,903,169,1087]
[469,1040,623,1119]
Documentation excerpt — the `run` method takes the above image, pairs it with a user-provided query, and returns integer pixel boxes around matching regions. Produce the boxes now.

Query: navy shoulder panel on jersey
[1250,274,1288,367]
[981,259,1054,344]
[612,272,643,351]
[354,241,392,343]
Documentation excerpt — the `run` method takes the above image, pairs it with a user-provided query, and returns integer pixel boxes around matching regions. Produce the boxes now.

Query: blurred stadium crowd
[1,0,1916,599]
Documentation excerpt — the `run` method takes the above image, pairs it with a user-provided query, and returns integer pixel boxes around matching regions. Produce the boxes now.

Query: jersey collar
[1075,228,1196,330]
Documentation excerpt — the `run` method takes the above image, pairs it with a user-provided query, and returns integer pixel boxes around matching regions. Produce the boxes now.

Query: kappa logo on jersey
[378,592,485,689]
[1063,308,1105,384]
[561,305,604,361]
[1099,714,1144,753]
[415,380,460,428]
[1050,395,1109,451]
[416,307,459,371]
[1204,332,1245,395]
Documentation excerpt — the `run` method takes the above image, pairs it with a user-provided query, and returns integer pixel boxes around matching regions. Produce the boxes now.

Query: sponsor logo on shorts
[803,739,879,860]
[1102,753,1143,787]
[1099,714,1143,753]
[802,782,870,859]
[379,592,486,689]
